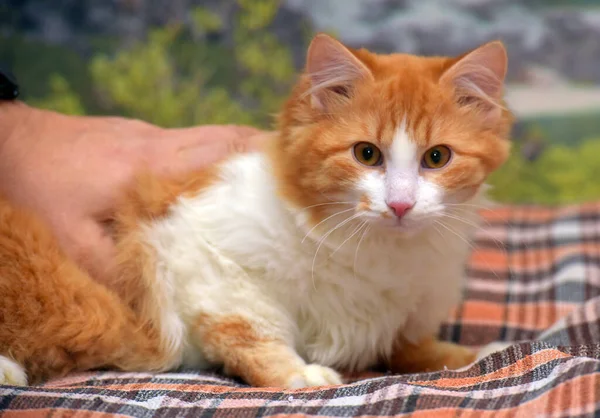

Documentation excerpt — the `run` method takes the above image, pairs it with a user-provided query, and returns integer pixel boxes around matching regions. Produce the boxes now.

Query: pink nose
[388,202,413,218]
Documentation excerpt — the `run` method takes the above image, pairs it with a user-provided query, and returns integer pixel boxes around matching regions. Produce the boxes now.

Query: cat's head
[273,34,512,234]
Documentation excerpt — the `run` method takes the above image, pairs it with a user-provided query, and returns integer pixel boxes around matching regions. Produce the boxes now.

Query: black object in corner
[0,65,18,100]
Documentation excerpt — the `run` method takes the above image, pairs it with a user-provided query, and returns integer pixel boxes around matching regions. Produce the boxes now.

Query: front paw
[440,344,477,371]
[476,341,513,361]
[286,364,343,389]
[389,338,477,374]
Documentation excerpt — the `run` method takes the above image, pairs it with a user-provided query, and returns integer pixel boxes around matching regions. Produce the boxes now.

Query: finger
[164,125,265,147]
[84,127,266,221]
[54,218,117,284]
[150,131,268,176]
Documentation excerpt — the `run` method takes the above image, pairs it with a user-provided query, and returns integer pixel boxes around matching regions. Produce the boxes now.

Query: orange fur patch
[195,315,305,388]
[0,198,171,383]
[386,336,476,374]
[109,167,218,305]
[357,195,371,212]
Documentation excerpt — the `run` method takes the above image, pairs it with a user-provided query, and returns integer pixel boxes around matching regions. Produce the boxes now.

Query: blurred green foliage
[29,74,85,115]
[90,26,250,127]
[515,111,600,148]
[90,0,295,128]
[489,139,600,205]
[5,0,600,205]
[4,0,296,129]
[485,113,600,205]
[0,35,98,111]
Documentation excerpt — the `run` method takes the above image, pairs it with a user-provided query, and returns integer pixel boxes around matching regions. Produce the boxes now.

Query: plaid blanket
[2,203,600,417]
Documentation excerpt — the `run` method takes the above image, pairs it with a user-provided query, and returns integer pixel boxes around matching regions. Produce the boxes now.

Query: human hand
[0,101,264,282]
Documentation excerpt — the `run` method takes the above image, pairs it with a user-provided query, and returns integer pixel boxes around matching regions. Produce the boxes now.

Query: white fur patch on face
[354,120,449,231]
[357,170,386,217]
[385,122,419,206]
[412,177,446,222]
[388,121,418,171]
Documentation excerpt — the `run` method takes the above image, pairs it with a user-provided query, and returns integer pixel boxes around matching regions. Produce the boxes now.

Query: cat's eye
[422,145,452,169]
[353,142,383,167]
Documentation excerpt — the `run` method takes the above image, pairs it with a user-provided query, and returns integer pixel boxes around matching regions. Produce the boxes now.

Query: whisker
[442,210,507,251]
[330,220,367,257]
[444,204,497,229]
[353,224,371,279]
[298,201,355,211]
[446,204,526,262]
[441,212,493,240]
[434,220,474,250]
[440,211,481,229]
[434,219,503,281]
[442,208,517,279]
[444,202,506,219]
[430,221,449,246]
[302,208,355,244]
[311,212,363,288]
[445,202,494,210]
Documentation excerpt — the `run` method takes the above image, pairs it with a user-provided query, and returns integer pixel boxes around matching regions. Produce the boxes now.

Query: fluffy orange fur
[109,168,219,304]
[0,197,172,384]
[0,34,512,385]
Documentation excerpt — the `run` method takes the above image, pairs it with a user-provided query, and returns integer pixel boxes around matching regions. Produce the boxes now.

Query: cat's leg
[386,335,476,374]
[194,314,342,388]
[388,273,475,373]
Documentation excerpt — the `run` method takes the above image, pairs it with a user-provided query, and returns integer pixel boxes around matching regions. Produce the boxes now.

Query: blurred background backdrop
[2,0,600,205]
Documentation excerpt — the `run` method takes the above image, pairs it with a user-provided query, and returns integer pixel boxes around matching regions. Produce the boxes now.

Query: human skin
[0,101,263,282]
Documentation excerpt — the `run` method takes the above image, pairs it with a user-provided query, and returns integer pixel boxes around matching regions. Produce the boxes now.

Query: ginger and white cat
[0,34,512,388]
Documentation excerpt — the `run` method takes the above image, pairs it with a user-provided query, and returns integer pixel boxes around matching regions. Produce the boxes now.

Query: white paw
[477,342,513,361]
[286,364,342,389]
[0,355,27,386]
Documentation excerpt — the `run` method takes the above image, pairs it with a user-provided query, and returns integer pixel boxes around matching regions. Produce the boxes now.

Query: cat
[0,33,512,388]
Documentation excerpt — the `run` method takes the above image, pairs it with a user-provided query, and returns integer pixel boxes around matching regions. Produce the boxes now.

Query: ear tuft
[305,34,373,111]
[440,41,508,122]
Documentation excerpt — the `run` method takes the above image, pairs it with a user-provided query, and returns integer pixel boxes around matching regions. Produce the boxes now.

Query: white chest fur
[146,153,479,371]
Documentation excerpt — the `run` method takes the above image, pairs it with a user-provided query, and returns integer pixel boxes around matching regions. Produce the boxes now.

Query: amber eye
[422,145,452,169]
[353,142,383,167]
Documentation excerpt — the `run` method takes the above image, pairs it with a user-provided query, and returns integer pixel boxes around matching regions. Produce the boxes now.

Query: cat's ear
[305,33,373,111]
[440,41,508,122]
